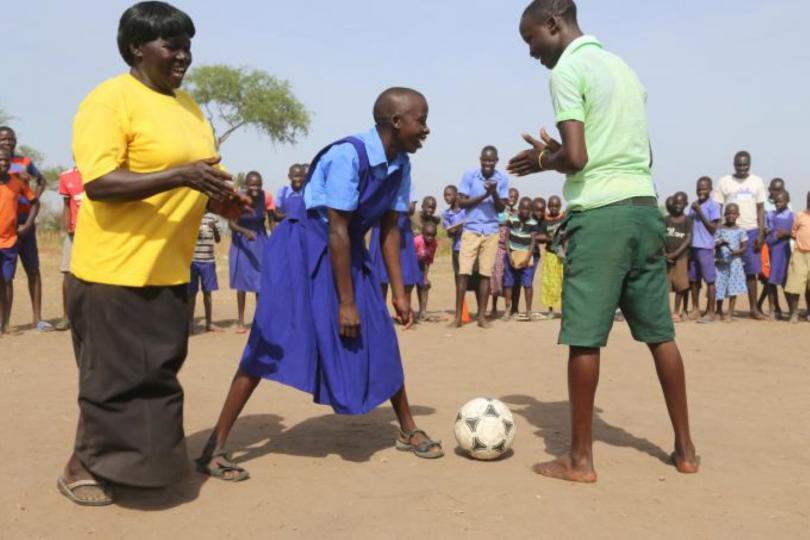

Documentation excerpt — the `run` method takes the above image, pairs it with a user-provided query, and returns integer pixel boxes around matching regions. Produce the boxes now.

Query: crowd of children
[664,175,810,323]
[1,131,809,333]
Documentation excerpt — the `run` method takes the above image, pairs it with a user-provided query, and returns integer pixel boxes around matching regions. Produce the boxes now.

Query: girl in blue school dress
[197,88,444,481]
[229,171,270,333]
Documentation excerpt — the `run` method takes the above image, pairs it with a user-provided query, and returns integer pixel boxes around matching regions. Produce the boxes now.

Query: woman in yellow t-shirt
[58,1,242,507]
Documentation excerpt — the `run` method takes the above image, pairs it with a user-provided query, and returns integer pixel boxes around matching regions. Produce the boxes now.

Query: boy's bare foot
[697,314,714,324]
[477,318,492,329]
[687,310,700,321]
[206,325,224,333]
[788,313,799,324]
[447,317,463,329]
[749,310,768,321]
[500,312,512,321]
[533,455,597,483]
[670,449,700,474]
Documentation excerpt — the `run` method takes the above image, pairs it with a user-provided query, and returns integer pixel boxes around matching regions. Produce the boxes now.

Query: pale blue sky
[5,0,809,204]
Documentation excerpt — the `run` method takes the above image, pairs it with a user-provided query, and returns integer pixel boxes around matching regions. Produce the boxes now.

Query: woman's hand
[181,156,234,201]
[338,301,361,338]
[392,294,414,329]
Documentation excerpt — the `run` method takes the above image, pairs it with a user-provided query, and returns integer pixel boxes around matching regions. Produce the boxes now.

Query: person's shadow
[113,405,435,510]
[501,394,671,464]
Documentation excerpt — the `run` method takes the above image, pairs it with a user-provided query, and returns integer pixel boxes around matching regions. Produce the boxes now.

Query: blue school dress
[276,185,305,221]
[229,192,269,292]
[765,209,794,286]
[239,130,410,415]
[368,213,422,286]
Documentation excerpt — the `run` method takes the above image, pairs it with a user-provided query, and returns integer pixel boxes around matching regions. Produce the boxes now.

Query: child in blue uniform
[274,163,306,222]
[197,88,443,481]
[229,171,269,333]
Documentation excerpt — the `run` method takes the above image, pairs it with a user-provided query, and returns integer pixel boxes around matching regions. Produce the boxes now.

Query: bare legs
[201,372,438,479]
[535,342,698,483]
[0,278,12,334]
[26,268,43,326]
[452,274,491,328]
[236,291,247,331]
[746,275,767,320]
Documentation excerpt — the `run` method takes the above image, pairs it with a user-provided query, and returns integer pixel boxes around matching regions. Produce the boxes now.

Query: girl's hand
[244,230,257,242]
[338,301,361,338]
[392,295,414,329]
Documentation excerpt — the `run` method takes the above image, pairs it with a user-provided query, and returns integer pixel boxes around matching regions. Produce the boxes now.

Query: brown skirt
[67,276,190,487]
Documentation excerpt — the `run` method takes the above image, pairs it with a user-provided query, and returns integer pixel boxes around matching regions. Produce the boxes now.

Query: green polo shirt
[550,35,655,211]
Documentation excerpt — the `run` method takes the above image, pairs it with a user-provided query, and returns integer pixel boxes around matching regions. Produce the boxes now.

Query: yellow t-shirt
[71,73,218,286]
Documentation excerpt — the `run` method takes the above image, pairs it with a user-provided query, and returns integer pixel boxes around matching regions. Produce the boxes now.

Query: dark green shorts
[559,202,675,348]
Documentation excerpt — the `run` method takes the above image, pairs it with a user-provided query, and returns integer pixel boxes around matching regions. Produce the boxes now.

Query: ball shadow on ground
[114,405,435,511]
[500,395,671,464]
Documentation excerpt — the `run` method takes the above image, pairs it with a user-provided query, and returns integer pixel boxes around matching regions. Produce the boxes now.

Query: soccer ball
[453,397,516,460]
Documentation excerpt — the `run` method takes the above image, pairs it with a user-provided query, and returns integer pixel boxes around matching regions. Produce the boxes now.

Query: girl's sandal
[395,428,444,459]
[516,313,531,322]
[195,451,250,482]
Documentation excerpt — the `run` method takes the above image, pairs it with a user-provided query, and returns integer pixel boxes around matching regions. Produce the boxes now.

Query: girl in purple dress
[765,192,795,319]
[196,89,444,482]
[229,171,269,333]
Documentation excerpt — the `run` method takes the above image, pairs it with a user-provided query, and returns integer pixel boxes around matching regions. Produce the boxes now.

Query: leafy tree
[185,64,310,148]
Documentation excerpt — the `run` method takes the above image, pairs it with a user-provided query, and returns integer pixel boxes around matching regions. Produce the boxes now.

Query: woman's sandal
[195,451,250,482]
[57,475,114,506]
[395,428,444,459]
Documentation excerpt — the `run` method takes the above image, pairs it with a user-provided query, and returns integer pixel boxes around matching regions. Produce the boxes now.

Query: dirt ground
[1,233,808,539]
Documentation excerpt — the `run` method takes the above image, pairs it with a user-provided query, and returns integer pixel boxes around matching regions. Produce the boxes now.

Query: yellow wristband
[538,149,550,170]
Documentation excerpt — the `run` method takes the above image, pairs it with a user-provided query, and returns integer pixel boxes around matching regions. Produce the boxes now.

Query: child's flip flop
[195,451,250,482]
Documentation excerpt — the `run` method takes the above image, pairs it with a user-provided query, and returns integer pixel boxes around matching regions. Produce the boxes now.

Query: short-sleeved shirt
[766,209,795,245]
[688,199,722,249]
[664,216,691,255]
[414,234,437,265]
[713,174,766,231]
[9,156,40,218]
[792,211,810,253]
[457,168,509,235]
[193,213,221,262]
[0,173,37,249]
[263,191,275,212]
[506,215,540,252]
[550,35,655,211]
[303,127,411,218]
[441,207,465,251]
[276,184,303,215]
[57,167,85,233]
[71,73,218,286]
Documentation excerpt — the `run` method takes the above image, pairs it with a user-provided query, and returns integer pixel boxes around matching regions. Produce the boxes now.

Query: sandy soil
[1,233,808,539]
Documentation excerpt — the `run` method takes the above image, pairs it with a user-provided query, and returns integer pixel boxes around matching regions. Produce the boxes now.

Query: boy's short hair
[734,150,751,161]
[697,176,712,186]
[519,196,533,207]
[481,145,498,156]
[422,219,438,233]
[0,126,13,135]
[444,184,458,192]
[522,0,577,23]
[117,1,196,66]
[372,87,425,125]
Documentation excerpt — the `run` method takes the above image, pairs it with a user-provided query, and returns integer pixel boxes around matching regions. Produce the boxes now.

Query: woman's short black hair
[117,1,195,66]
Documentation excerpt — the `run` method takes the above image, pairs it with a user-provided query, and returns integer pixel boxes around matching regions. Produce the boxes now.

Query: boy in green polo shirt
[508,0,698,482]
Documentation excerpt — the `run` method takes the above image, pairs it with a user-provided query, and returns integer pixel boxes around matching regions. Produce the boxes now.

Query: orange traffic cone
[461,297,471,324]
